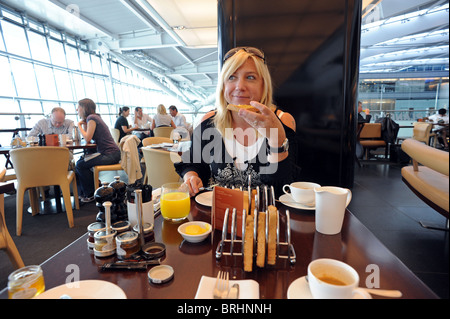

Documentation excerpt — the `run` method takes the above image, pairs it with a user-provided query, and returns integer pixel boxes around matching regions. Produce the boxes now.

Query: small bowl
[177,221,212,243]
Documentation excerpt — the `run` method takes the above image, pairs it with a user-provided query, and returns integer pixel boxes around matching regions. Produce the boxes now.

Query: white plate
[279,194,315,210]
[195,191,213,207]
[34,280,127,299]
[161,142,173,147]
[287,276,372,299]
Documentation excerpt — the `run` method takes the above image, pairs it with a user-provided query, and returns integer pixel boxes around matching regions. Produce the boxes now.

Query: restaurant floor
[0,163,448,298]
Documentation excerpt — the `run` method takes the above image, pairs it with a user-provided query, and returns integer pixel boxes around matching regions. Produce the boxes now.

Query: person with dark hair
[357,101,371,123]
[76,98,121,202]
[168,105,190,139]
[114,106,137,141]
[428,108,449,149]
[132,106,153,139]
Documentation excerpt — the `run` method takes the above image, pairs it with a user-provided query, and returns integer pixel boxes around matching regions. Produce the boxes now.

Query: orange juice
[8,265,45,299]
[160,191,190,221]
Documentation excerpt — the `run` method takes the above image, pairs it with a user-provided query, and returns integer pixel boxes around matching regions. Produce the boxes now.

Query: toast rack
[215,185,296,265]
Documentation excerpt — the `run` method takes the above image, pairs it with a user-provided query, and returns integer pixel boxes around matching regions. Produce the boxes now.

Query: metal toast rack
[215,185,296,265]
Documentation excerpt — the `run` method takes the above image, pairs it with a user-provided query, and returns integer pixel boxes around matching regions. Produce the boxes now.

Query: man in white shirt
[28,107,74,137]
[132,107,153,139]
[428,108,449,149]
[168,105,190,139]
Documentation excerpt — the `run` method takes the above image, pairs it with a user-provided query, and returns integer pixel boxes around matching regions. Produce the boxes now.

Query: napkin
[195,275,259,299]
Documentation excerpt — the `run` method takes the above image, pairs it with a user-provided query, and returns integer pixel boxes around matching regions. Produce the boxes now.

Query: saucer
[287,276,313,299]
[287,276,372,299]
[195,191,213,207]
[279,194,315,210]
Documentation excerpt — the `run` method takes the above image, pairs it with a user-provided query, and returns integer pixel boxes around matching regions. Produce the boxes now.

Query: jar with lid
[133,223,154,244]
[112,220,130,234]
[93,229,117,257]
[87,222,105,249]
[115,231,140,260]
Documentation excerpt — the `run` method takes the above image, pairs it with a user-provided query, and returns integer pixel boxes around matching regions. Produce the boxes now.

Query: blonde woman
[152,104,176,129]
[175,47,300,196]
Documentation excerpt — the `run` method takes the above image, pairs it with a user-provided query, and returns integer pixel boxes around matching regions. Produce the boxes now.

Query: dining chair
[413,122,436,147]
[110,127,120,145]
[141,137,173,184]
[142,148,182,189]
[0,180,25,268]
[10,147,79,236]
[142,136,173,146]
[153,127,174,138]
[359,123,387,160]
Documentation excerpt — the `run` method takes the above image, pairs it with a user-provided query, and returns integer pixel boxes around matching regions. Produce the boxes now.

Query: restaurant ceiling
[0,0,447,109]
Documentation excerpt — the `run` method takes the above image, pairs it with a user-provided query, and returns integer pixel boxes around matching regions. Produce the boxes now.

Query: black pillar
[218,0,361,188]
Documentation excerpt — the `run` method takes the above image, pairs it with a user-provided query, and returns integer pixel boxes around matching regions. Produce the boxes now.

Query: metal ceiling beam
[134,0,186,46]
[117,32,178,50]
[118,0,159,32]
[170,61,218,76]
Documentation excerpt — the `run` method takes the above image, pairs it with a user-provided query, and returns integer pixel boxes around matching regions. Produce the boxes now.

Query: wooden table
[0,199,438,299]
[0,142,96,169]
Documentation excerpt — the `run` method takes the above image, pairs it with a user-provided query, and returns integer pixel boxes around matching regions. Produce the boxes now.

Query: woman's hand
[183,172,203,196]
[238,101,286,147]
[78,120,87,130]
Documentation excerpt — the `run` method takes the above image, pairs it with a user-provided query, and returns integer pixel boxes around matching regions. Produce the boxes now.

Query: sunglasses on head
[223,47,266,64]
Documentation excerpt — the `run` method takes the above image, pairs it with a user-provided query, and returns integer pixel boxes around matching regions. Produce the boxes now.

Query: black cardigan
[174,114,301,197]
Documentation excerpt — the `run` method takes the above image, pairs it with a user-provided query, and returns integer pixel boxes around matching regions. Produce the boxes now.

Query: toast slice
[267,205,277,265]
[227,104,260,113]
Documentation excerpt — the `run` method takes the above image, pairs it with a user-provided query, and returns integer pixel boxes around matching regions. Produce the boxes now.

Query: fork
[213,271,229,299]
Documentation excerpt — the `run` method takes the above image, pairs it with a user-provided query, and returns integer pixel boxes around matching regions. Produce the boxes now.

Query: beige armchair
[10,147,79,236]
[401,138,449,230]
[153,127,174,138]
[142,148,181,189]
[413,122,436,146]
[359,123,387,160]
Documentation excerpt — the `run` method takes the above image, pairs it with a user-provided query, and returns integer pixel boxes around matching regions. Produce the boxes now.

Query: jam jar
[116,231,140,260]
[133,223,154,244]
[93,229,117,258]
[87,222,105,249]
[112,220,130,234]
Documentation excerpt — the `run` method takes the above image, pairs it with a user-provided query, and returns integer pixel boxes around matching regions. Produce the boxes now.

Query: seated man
[357,101,371,123]
[28,107,74,136]
[428,108,449,149]
[168,105,190,139]
[132,107,153,139]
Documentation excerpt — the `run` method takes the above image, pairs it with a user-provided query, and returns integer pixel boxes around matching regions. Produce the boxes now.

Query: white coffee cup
[59,134,67,146]
[307,258,371,299]
[282,182,321,205]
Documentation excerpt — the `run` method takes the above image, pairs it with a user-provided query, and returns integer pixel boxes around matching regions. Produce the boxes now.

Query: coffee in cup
[282,182,321,205]
[307,258,371,299]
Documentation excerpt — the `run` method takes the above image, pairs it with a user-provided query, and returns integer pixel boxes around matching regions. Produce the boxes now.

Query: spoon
[305,276,402,298]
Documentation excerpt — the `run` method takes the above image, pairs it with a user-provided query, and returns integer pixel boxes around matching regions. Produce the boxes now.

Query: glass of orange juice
[8,265,45,299]
[160,182,190,222]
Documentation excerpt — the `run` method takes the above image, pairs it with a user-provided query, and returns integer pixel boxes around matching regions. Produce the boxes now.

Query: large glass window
[0,56,16,97]
[0,3,190,153]
[9,59,39,99]
[34,64,58,100]
[1,20,30,58]
[27,30,50,63]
